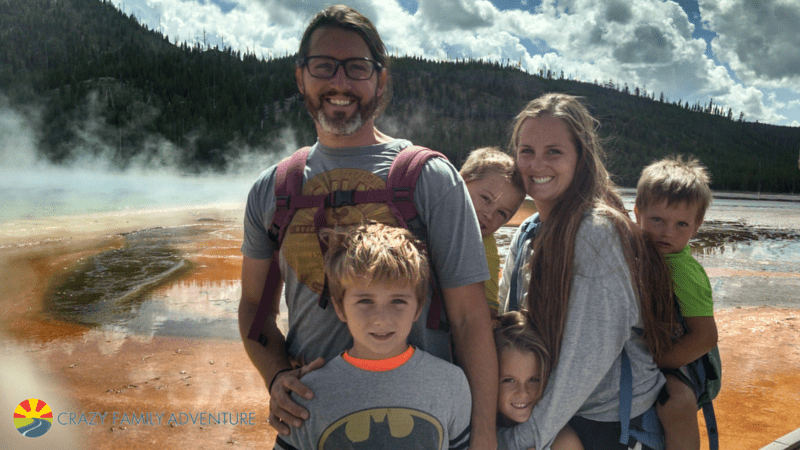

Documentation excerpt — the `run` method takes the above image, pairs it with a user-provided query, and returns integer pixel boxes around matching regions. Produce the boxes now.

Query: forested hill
[2,0,799,192]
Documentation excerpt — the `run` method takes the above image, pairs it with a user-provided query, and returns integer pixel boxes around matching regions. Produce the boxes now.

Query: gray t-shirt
[273,349,472,450]
[242,139,489,363]
[497,213,665,450]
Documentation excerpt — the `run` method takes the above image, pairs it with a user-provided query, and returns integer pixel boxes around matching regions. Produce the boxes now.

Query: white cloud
[417,0,497,31]
[700,0,800,91]
[249,0,384,24]
[716,83,786,124]
[481,0,785,123]
[110,0,795,125]
[113,0,308,58]
[466,3,712,99]
[362,2,423,57]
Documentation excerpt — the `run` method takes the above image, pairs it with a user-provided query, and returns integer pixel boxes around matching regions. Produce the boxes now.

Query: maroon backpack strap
[388,145,445,181]
[247,147,311,345]
[272,147,312,242]
[309,146,446,311]
[386,145,447,219]
[385,146,450,332]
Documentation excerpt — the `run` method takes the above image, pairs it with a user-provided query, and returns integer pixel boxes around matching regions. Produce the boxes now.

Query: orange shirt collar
[343,346,415,372]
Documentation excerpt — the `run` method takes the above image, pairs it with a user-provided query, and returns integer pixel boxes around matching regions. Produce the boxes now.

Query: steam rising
[0,94,297,223]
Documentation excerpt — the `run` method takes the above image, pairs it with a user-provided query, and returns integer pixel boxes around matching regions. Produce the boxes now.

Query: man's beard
[306,89,380,136]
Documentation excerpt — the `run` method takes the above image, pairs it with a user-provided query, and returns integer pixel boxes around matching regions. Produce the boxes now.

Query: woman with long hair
[497,93,676,450]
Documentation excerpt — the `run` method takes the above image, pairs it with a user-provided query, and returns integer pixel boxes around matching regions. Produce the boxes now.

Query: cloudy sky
[113,0,800,127]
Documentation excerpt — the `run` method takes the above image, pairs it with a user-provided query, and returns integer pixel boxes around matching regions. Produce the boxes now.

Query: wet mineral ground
[1,196,798,449]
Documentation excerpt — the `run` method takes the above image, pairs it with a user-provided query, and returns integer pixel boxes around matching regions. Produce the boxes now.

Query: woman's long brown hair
[510,93,676,367]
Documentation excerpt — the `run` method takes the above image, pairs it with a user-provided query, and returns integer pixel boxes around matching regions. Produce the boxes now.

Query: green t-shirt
[664,245,713,317]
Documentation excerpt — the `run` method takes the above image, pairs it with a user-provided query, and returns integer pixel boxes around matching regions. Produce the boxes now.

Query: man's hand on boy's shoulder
[268,357,325,435]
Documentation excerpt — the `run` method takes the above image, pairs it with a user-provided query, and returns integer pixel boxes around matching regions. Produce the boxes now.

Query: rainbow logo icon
[14,398,53,438]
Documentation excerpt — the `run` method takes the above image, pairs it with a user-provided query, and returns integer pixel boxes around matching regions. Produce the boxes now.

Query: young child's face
[497,348,542,424]
[333,278,422,360]
[635,199,703,255]
[466,174,525,237]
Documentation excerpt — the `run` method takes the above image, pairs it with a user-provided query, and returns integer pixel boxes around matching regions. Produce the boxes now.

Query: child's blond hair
[635,155,713,223]
[320,222,430,312]
[493,310,551,401]
[460,147,525,195]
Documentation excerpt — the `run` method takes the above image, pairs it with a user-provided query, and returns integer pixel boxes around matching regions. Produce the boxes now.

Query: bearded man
[238,6,498,449]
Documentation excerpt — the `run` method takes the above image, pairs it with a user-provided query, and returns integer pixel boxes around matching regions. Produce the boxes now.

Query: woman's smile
[515,115,579,221]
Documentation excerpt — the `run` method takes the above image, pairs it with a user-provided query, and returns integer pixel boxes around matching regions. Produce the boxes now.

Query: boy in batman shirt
[273,223,471,450]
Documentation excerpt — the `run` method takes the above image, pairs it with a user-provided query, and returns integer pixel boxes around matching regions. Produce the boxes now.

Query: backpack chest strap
[277,188,413,210]
[270,187,414,245]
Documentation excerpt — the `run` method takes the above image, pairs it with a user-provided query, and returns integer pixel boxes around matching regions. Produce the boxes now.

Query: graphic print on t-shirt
[318,407,443,450]
[282,168,400,295]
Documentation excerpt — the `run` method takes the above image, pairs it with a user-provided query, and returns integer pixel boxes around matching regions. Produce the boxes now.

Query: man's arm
[655,316,718,369]
[238,256,322,435]
[444,282,498,450]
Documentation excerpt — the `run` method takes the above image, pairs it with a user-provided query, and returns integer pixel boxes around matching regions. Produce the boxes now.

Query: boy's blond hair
[460,147,525,195]
[320,222,430,312]
[636,155,713,223]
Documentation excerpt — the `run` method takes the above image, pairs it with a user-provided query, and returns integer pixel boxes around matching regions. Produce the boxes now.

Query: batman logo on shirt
[318,408,443,450]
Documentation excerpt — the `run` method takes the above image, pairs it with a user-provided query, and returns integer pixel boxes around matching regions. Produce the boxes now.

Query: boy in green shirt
[634,155,717,450]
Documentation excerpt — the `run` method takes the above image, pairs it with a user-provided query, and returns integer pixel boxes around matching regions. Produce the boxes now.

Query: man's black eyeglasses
[301,56,382,80]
